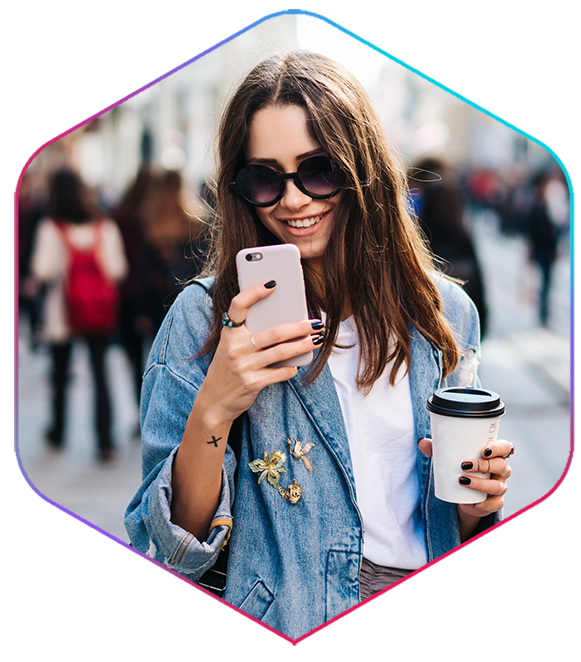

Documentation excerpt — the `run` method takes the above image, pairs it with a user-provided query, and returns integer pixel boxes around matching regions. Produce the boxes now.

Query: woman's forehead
[247,104,321,163]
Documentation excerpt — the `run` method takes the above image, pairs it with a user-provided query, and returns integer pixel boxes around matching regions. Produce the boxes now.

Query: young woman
[125,51,513,639]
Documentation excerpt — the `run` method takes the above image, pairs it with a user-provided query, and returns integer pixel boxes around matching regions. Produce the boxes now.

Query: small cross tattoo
[206,436,222,447]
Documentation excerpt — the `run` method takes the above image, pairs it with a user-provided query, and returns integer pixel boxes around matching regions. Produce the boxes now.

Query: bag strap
[53,217,104,251]
[228,412,244,470]
[53,218,71,247]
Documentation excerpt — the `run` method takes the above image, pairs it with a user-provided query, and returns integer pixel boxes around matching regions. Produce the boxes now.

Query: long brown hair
[200,50,459,391]
[47,169,99,224]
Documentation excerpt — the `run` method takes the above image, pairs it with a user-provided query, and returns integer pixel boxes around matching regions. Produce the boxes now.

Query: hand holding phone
[236,244,313,367]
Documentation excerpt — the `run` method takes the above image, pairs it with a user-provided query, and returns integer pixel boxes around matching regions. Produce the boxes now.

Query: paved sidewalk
[473,211,571,517]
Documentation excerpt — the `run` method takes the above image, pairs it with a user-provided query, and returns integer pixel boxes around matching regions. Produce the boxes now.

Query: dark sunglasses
[230,155,346,207]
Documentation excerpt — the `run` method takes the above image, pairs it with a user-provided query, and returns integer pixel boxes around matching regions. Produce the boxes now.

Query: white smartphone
[235,244,313,367]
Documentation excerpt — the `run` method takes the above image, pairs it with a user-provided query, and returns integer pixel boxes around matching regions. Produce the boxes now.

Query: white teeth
[285,215,322,228]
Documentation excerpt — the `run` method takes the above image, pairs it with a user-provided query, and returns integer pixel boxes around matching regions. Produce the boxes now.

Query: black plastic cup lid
[427,387,505,418]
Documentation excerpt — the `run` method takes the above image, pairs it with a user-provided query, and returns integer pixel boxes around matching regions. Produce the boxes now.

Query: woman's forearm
[171,387,234,542]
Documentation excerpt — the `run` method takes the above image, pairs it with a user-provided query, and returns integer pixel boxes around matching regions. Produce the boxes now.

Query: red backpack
[56,219,120,336]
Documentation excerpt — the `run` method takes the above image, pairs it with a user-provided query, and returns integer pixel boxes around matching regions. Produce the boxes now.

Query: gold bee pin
[284,437,315,471]
[278,479,303,504]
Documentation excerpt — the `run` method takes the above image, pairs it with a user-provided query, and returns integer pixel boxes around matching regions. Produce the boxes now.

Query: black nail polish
[311,321,324,330]
[461,462,473,471]
[264,280,276,289]
[312,334,324,345]
[484,449,492,458]
[459,476,471,485]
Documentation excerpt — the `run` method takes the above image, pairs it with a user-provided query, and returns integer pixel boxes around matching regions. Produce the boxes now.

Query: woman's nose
[278,178,312,210]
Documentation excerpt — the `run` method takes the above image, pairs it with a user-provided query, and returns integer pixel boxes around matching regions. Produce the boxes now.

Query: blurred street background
[16,13,571,544]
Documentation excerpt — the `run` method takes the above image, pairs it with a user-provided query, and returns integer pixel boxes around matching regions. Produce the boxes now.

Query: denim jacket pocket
[238,580,276,622]
[325,549,360,621]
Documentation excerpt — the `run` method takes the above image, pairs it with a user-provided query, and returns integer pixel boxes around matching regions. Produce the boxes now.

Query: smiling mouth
[283,213,323,228]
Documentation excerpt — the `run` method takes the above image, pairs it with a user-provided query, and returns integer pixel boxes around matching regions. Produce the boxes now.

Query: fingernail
[483,449,492,458]
[459,476,471,485]
[461,462,473,471]
[264,280,276,289]
[312,334,324,345]
[311,321,324,330]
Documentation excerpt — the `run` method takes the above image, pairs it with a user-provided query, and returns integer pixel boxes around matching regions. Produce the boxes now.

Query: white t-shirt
[327,316,427,570]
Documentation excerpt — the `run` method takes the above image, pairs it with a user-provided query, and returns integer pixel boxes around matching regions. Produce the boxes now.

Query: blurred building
[21,13,564,220]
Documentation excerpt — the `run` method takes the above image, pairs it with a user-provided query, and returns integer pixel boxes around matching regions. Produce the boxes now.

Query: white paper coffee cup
[427,388,505,504]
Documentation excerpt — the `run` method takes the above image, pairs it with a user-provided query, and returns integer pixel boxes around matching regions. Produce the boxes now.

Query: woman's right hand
[197,280,324,427]
[171,280,323,540]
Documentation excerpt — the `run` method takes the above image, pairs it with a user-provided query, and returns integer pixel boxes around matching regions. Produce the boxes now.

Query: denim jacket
[124,275,497,640]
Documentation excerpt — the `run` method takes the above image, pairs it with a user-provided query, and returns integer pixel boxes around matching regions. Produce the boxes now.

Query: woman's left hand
[418,438,514,539]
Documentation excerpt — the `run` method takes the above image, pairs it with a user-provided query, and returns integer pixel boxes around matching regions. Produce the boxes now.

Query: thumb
[418,437,433,457]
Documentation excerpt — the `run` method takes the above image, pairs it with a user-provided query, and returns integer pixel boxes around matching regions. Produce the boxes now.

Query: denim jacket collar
[287,361,358,495]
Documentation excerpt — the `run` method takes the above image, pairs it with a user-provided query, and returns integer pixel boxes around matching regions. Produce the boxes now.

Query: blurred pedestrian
[30,169,128,462]
[412,158,488,337]
[113,165,156,422]
[524,171,560,326]
[18,171,46,350]
[140,169,208,333]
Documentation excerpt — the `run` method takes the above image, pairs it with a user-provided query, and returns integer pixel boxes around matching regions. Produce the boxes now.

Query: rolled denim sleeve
[124,281,236,580]
[125,444,236,580]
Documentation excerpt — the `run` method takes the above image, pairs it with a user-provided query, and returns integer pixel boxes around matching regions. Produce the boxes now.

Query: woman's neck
[341,300,353,321]
[305,256,352,321]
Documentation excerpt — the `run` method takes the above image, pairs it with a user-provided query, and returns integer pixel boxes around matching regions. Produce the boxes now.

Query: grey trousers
[359,557,414,601]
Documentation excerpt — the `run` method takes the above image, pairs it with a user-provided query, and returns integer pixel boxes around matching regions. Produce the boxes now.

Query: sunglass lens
[298,156,346,197]
[234,156,345,205]
[236,164,279,205]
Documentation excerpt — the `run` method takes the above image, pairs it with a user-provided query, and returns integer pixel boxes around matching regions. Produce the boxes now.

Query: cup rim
[427,387,506,418]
